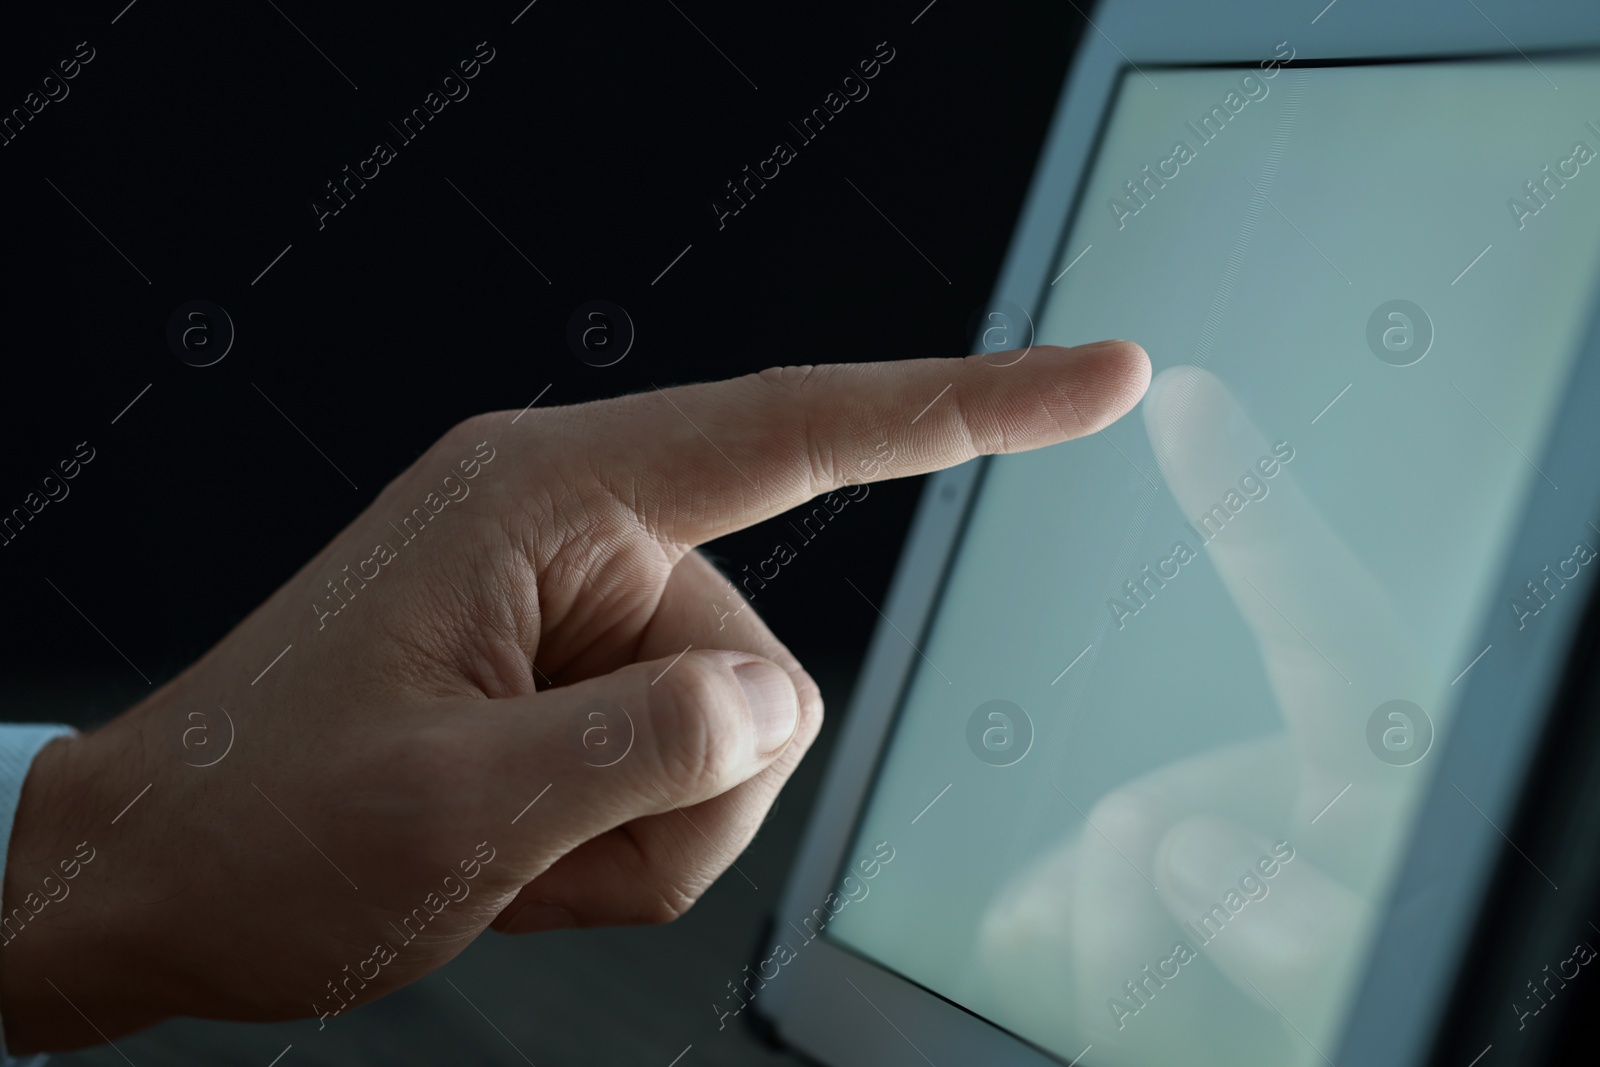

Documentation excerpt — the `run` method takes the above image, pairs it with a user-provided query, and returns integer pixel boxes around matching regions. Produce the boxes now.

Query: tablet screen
[825,56,1600,1066]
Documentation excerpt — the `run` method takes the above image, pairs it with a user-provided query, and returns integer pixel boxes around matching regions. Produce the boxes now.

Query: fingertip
[1046,339,1153,434]
[1111,340,1153,408]
[780,661,826,751]
[1083,338,1151,379]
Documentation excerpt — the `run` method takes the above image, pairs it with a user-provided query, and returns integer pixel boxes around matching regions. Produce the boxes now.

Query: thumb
[480,649,800,858]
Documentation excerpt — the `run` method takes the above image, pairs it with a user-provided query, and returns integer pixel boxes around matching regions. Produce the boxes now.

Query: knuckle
[754,363,823,391]
[751,365,839,490]
[645,657,746,796]
[640,880,703,925]
[944,385,990,456]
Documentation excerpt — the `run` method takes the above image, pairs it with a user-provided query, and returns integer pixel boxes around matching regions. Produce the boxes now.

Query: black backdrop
[0,0,1084,715]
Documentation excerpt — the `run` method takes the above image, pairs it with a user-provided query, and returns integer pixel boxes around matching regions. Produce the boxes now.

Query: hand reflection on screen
[978,367,1439,1067]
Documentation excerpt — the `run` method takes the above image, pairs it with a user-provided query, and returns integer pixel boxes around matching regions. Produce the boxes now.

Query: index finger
[542,341,1148,547]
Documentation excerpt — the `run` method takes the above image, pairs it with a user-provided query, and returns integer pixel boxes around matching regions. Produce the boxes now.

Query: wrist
[0,722,169,1052]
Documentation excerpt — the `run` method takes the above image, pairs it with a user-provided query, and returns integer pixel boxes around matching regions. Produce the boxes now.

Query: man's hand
[0,342,1149,1051]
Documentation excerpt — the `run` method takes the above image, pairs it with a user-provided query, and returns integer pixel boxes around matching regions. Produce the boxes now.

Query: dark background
[0,0,1082,720]
[0,1,1084,1064]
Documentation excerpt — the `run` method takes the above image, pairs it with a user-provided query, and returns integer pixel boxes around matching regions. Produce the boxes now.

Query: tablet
[763,2,1600,1066]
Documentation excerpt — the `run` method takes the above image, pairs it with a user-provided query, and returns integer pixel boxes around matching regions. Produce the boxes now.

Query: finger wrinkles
[644,657,751,801]
[943,380,993,458]
[752,364,851,497]
[754,363,823,391]
[613,827,708,924]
